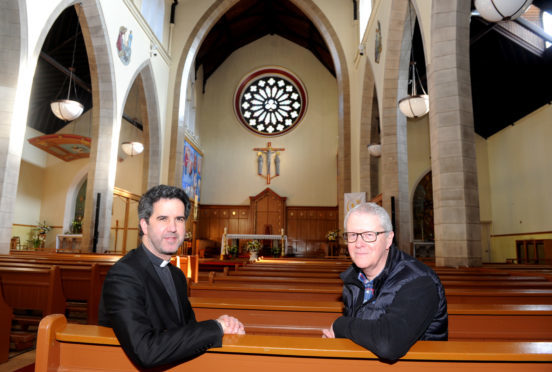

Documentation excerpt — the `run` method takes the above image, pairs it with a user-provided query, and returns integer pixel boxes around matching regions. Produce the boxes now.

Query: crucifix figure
[253,142,285,184]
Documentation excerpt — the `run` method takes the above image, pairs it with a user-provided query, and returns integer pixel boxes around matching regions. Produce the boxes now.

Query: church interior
[1,0,552,370]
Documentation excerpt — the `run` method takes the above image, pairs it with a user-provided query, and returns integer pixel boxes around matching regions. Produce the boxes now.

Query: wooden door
[250,188,286,240]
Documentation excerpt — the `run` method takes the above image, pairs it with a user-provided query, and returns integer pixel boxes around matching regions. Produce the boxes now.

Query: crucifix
[253,142,285,184]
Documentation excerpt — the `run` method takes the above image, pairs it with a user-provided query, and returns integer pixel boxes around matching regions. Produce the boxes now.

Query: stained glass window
[234,68,307,136]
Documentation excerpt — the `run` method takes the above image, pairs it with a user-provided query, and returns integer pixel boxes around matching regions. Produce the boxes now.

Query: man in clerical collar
[99,185,244,369]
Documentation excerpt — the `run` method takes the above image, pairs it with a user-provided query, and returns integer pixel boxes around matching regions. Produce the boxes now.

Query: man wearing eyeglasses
[322,202,447,362]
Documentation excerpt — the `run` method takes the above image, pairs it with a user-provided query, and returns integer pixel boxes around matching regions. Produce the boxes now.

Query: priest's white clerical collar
[160,260,170,267]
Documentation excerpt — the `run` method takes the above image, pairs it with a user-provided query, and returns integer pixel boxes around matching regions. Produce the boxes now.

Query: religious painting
[181,140,202,202]
[116,26,133,65]
[28,134,91,162]
[374,20,382,64]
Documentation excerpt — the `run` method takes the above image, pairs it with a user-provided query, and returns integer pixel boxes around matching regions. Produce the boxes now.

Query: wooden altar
[220,230,287,259]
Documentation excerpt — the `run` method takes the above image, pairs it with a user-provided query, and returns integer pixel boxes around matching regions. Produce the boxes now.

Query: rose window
[234,68,307,136]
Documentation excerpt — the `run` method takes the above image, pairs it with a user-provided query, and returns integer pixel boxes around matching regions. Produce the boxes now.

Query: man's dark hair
[138,185,191,236]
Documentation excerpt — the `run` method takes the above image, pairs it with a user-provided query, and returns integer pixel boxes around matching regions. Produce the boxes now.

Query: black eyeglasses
[342,231,388,243]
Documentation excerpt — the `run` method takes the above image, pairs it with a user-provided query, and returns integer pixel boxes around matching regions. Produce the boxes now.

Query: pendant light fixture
[367,144,382,157]
[398,1,429,119]
[121,141,144,156]
[474,0,533,22]
[50,7,84,121]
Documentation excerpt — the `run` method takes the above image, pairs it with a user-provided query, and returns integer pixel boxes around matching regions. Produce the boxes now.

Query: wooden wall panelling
[200,202,337,258]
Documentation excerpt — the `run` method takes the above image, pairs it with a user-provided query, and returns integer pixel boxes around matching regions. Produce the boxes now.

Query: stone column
[428,0,481,267]
[380,0,412,253]
[79,2,118,253]
[0,0,23,254]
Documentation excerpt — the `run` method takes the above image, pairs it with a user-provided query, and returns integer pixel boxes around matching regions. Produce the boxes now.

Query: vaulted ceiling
[27,0,552,140]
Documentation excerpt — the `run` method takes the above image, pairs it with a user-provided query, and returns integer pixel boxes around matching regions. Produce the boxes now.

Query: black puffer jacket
[333,245,447,362]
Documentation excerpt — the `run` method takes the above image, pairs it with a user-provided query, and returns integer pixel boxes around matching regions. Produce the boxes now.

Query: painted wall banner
[182,140,202,202]
[116,26,132,65]
[344,192,366,215]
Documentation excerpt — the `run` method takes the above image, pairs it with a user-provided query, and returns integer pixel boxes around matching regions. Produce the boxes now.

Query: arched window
[141,0,165,41]
[412,172,434,241]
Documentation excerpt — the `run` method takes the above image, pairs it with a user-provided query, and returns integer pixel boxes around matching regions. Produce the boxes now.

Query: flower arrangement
[37,220,52,235]
[184,231,193,241]
[326,229,340,241]
[246,239,262,253]
[31,220,52,248]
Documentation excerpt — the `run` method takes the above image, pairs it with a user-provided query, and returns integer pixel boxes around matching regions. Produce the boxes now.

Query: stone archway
[359,59,380,200]
[0,0,118,254]
[169,0,352,225]
[74,0,118,253]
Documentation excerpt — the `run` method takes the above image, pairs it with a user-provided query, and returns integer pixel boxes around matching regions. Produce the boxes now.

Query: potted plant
[228,244,238,259]
[271,245,281,257]
[246,239,261,262]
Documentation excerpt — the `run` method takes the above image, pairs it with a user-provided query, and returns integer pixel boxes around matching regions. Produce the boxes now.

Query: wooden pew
[190,280,552,304]
[35,314,552,371]
[190,282,342,301]
[0,278,13,363]
[0,261,102,324]
[445,288,552,304]
[190,297,552,341]
[171,255,199,283]
[449,304,552,341]
[209,271,552,289]
[0,266,66,318]
[191,297,340,336]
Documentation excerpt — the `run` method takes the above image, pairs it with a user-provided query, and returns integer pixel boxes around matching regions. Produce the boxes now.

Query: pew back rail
[35,314,552,372]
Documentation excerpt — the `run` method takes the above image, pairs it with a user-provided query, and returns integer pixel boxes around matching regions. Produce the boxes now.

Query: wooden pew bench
[191,280,552,303]
[190,297,552,341]
[35,314,552,372]
[191,297,341,336]
[0,266,66,353]
[0,278,12,363]
[210,271,552,289]
[190,282,343,301]
[0,261,103,325]
[0,266,66,320]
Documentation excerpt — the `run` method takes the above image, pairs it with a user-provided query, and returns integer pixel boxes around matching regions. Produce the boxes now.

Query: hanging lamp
[121,141,144,156]
[50,8,84,121]
[474,0,533,22]
[398,2,429,119]
[367,144,382,157]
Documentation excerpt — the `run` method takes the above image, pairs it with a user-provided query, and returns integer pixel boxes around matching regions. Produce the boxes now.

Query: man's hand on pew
[322,326,335,338]
[217,314,246,335]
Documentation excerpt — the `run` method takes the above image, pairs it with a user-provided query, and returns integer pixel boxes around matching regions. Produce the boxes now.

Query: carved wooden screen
[249,188,286,236]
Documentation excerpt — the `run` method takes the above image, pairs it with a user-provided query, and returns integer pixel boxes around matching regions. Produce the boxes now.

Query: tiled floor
[0,349,35,372]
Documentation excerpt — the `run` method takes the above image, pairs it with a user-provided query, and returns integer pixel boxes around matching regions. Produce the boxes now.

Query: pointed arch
[77,0,118,252]
[359,58,380,200]
[169,0,352,224]
[119,60,162,192]
[63,165,89,233]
